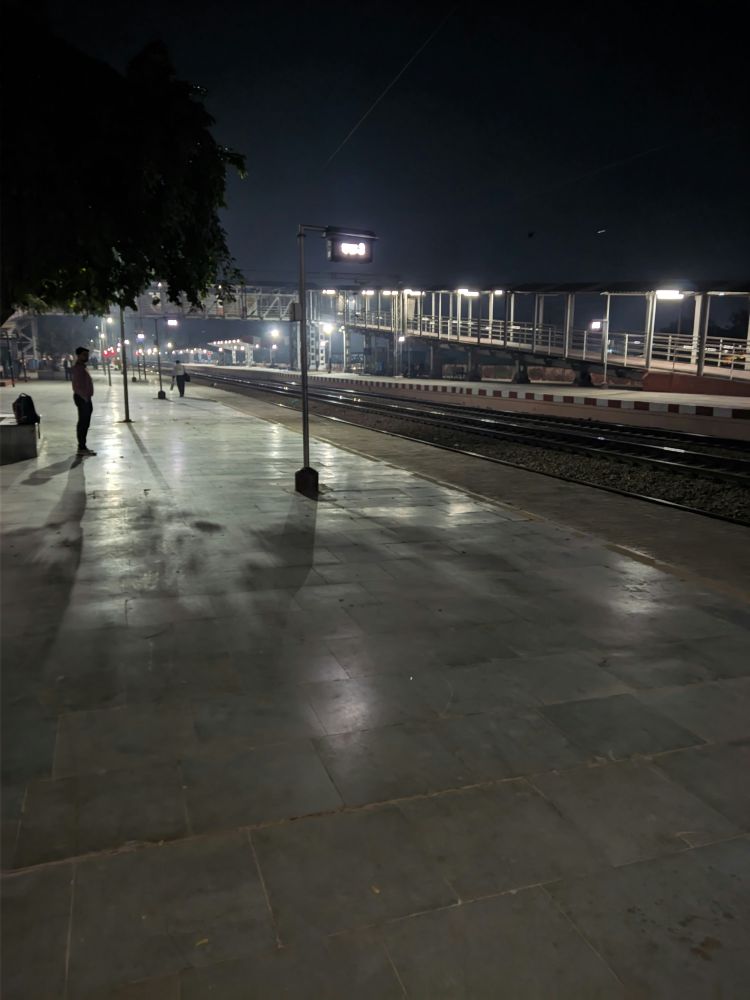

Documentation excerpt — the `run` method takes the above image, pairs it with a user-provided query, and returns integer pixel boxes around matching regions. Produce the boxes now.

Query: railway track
[184,368,750,525]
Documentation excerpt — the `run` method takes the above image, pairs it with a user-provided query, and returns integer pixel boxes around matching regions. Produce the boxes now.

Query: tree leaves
[1,9,245,323]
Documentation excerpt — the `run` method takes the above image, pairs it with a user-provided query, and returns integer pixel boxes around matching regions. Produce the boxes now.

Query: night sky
[39,1,750,287]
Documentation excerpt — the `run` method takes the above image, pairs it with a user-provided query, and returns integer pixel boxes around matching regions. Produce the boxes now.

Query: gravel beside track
[307,400,750,523]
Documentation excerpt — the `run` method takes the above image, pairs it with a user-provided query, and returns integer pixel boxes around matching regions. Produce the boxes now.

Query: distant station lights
[655,289,685,300]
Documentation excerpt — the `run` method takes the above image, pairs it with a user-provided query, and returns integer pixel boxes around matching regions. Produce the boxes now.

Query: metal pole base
[157,390,167,400]
[131,376,138,383]
[295,466,319,498]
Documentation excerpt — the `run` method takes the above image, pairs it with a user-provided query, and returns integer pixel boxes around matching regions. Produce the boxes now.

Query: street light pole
[294,223,377,498]
[137,333,147,381]
[128,339,137,382]
[4,331,15,387]
[119,305,132,422]
[153,318,166,399]
[295,223,318,496]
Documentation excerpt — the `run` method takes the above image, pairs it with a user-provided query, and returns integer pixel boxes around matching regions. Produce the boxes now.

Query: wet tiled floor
[2,379,749,998]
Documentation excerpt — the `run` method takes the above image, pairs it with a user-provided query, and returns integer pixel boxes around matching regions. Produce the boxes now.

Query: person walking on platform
[172,358,187,397]
[63,356,72,380]
[72,346,96,455]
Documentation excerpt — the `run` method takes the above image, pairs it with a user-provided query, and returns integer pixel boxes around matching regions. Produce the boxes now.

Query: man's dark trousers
[74,394,93,448]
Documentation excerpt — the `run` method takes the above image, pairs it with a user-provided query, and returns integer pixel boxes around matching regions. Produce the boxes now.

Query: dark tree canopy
[1,7,245,324]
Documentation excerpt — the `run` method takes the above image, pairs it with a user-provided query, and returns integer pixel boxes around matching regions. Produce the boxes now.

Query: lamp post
[125,339,138,383]
[105,316,114,385]
[4,330,15,387]
[151,317,174,399]
[137,333,146,381]
[295,224,376,497]
[118,306,132,422]
[591,319,610,388]
[98,332,111,386]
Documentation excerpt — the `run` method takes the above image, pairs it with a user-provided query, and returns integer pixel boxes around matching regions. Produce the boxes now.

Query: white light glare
[398,335,406,342]
[167,318,179,327]
[655,289,684,300]
[339,241,367,257]
[382,290,395,296]
[362,290,375,296]
[590,320,603,331]
[456,288,479,297]
[322,323,334,334]
[404,289,423,296]
[494,289,504,295]
[322,289,337,295]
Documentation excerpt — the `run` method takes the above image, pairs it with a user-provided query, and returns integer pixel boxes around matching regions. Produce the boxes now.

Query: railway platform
[2,378,749,998]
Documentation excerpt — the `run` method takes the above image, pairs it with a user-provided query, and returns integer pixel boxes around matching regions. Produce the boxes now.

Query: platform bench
[0,415,38,464]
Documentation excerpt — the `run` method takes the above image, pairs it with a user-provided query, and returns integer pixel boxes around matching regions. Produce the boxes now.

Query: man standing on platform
[72,346,97,455]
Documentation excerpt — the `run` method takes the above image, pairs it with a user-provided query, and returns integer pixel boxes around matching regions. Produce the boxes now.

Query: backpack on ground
[13,393,41,436]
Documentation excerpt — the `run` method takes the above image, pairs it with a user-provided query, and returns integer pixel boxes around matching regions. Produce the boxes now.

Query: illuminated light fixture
[341,242,366,256]
[404,289,423,296]
[655,289,684,300]
[382,290,395,296]
[362,289,375,296]
[325,228,376,264]
[494,289,505,295]
[590,320,603,331]
[398,335,406,342]
[322,323,334,334]
[322,289,337,295]
[456,288,479,297]
[270,329,279,338]
[167,318,179,326]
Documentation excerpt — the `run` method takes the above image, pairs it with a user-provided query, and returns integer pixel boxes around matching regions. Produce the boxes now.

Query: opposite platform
[2,378,749,998]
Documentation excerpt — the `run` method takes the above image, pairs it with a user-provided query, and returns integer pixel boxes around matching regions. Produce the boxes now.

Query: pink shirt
[72,362,94,400]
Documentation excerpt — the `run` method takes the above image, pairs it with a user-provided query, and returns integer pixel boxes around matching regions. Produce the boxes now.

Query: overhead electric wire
[324,7,456,167]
